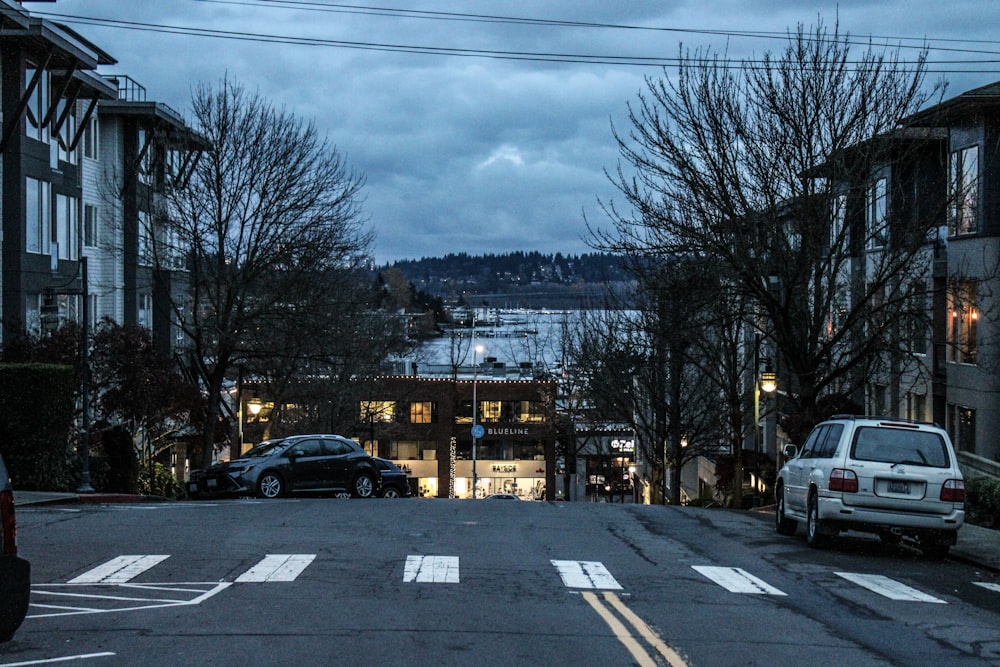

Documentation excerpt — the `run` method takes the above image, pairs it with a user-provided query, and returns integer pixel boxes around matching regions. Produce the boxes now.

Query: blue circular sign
[471,424,485,439]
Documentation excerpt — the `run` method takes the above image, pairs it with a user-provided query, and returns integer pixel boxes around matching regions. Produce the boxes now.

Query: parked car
[187,435,380,499]
[373,458,410,498]
[1,451,30,642]
[775,415,965,557]
[486,493,520,500]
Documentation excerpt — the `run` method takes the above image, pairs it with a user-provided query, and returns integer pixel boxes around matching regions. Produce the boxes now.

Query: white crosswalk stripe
[835,572,946,603]
[692,566,787,595]
[68,555,170,584]
[974,582,1000,593]
[235,554,316,583]
[552,560,623,590]
[403,555,460,583]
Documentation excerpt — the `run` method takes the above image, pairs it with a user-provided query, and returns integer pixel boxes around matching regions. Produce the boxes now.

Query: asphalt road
[3,498,999,666]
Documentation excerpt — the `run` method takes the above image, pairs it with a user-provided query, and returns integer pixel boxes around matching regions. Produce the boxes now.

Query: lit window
[409,401,434,424]
[361,400,395,422]
[516,401,546,423]
[948,279,978,364]
[479,401,502,422]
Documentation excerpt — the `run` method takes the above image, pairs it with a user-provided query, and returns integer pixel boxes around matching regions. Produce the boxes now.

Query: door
[285,438,327,490]
[784,426,824,513]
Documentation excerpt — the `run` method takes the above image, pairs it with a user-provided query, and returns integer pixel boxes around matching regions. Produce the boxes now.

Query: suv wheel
[352,472,375,498]
[381,486,401,498]
[775,486,797,536]
[806,494,827,548]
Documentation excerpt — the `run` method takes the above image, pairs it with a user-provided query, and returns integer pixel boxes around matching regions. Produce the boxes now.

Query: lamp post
[471,341,484,499]
[753,365,777,507]
[43,256,94,492]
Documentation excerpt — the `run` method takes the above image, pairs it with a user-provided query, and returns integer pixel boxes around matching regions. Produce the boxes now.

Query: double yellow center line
[581,591,688,667]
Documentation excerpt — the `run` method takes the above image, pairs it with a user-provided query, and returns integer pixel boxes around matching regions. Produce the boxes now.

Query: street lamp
[753,366,777,506]
[247,396,263,417]
[471,342,484,499]
[42,256,94,493]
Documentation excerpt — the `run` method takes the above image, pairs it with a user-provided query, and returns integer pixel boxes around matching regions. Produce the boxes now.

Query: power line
[33,7,1000,73]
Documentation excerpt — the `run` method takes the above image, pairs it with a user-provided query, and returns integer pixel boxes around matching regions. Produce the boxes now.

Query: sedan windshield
[244,440,288,458]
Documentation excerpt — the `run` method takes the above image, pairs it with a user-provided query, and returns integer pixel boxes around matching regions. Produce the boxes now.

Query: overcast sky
[34,1,1000,264]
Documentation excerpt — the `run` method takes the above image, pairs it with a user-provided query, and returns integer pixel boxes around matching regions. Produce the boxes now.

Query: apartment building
[905,82,1000,466]
[836,82,1000,466]
[1,2,201,355]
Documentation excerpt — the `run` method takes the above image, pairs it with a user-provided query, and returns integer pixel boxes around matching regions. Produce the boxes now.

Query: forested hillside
[382,251,629,308]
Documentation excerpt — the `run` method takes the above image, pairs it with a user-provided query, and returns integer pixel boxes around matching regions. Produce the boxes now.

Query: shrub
[0,363,78,490]
[965,476,1000,528]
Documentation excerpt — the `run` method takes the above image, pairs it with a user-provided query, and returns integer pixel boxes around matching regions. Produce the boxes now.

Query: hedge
[0,363,78,491]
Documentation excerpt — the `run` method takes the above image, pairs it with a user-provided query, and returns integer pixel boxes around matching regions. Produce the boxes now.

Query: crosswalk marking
[973,582,1000,593]
[235,554,315,583]
[691,566,787,595]
[68,555,170,584]
[835,572,946,603]
[552,560,623,590]
[403,555,460,583]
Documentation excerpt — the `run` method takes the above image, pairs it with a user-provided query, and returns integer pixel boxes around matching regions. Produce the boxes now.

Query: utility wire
[33,7,1000,73]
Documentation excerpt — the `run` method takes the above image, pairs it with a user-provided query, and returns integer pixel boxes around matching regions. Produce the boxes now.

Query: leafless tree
[593,21,945,443]
[160,78,373,469]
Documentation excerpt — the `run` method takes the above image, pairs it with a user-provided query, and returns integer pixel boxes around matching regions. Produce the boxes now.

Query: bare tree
[161,78,372,469]
[594,21,945,442]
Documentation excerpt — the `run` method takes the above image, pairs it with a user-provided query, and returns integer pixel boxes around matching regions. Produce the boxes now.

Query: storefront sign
[486,426,530,436]
[492,464,518,473]
[611,438,635,453]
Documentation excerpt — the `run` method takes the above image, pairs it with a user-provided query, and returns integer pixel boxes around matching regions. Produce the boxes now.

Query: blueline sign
[471,424,485,439]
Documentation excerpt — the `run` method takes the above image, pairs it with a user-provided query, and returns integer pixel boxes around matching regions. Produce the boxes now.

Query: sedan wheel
[352,473,375,498]
[381,486,401,498]
[257,472,284,499]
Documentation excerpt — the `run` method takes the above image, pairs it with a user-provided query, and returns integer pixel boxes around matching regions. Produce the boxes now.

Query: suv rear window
[851,426,950,468]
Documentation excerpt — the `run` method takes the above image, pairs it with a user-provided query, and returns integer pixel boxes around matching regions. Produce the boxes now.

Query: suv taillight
[829,469,859,493]
[1,489,16,555]
[940,479,965,503]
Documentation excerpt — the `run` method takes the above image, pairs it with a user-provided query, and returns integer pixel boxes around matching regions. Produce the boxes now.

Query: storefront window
[361,400,396,422]
[409,401,435,424]
[480,401,502,422]
[516,401,547,422]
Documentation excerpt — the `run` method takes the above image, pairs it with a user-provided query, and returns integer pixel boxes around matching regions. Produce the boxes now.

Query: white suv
[775,415,965,558]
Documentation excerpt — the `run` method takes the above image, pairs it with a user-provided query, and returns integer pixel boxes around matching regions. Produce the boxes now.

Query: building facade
[1,2,200,356]
[857,83,1000,467]
[349,375,557,500]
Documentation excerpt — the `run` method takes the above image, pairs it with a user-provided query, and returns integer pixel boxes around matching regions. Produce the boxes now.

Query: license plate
[887,481,910,494]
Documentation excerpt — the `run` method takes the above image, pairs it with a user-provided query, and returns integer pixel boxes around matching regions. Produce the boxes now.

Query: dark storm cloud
[41,1,1000,262]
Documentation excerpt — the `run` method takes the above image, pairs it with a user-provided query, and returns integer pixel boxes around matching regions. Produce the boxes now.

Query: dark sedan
[373,458,411,498]
[187,435,380,499]
[1,451,30,642]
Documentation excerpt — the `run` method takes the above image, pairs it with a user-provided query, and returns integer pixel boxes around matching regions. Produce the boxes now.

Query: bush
[966,477,1000,528]
[138,462,185,499]
[0,363,78,490]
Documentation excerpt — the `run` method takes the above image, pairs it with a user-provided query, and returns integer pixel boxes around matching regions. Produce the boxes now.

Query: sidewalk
[14,491,999,572]
[14,490,168,506]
